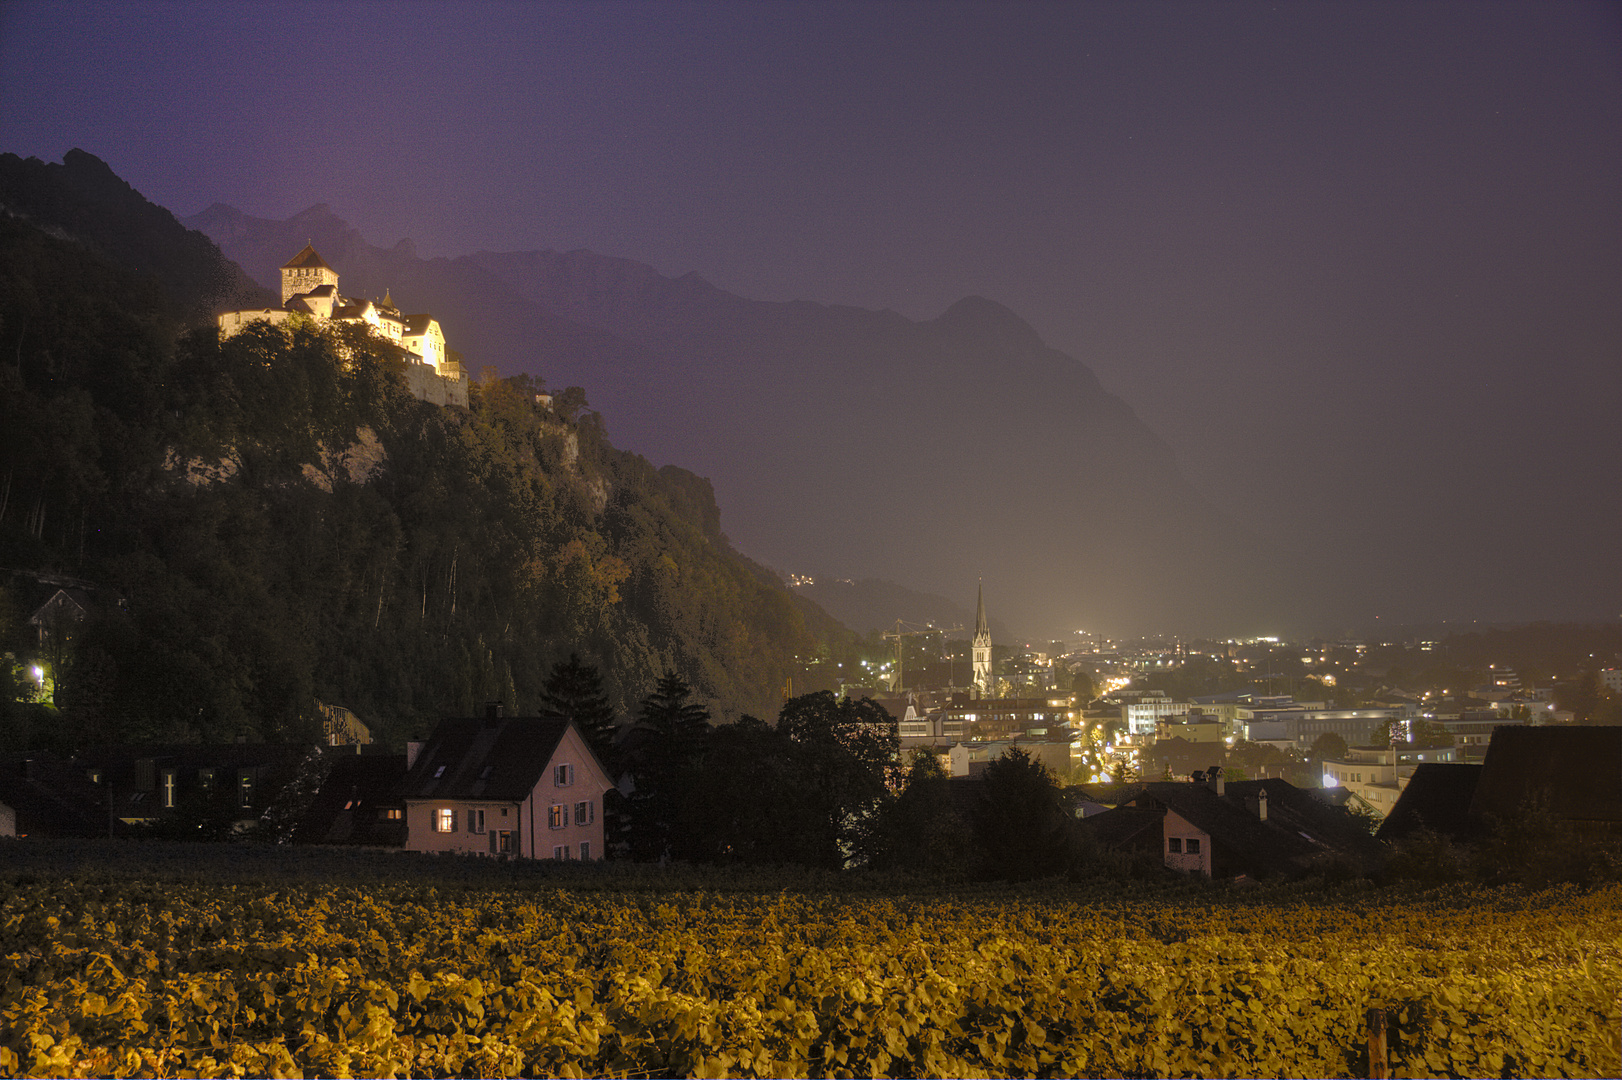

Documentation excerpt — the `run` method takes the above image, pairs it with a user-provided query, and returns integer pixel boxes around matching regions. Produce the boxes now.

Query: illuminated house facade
[400,711,612,860]
[218,244,468,407]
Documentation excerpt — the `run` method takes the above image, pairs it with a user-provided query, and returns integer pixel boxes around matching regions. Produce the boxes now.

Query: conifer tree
[625,673,712,861]
[540,653,617,765]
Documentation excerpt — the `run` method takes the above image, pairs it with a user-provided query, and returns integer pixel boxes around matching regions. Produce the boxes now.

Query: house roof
[1112,778,1383,877]
[282,244,333,271]
[0,753,107,837]
[28,587,90,626]
[1469,726,1622,824]
[402,314,437,335]
[400,715,603,802]
[295,753,407,846]
[1083,806,1163,848]
[1377,763,1484,842]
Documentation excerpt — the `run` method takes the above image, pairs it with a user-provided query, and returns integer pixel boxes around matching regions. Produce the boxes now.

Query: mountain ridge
[189,201,1278,637]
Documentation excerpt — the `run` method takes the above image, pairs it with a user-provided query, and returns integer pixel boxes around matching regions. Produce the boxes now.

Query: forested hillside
[0,202,848,750]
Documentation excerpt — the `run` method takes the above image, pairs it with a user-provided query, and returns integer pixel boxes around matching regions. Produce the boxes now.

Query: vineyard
[2,843,1619,1078]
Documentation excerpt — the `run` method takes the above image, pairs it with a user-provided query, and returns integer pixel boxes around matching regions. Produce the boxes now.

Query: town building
[1321,743,1459,818]
[218,244,468,407]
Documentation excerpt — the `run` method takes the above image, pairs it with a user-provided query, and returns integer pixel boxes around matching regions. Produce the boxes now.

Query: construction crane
[881,619,964,692]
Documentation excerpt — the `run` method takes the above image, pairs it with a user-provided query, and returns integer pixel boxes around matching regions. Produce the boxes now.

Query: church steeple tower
[972,580,993,698]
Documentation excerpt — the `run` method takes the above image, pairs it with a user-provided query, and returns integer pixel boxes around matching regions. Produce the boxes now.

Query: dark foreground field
[2,842,1618,1078]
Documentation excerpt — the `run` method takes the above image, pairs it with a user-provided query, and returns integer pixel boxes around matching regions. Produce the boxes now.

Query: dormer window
[433,765,446,778]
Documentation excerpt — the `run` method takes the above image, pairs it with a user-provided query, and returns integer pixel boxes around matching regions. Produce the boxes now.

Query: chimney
[1210,765,1225,796]
[406,741,423,769]
[1191,769,1205,784]
[1255,787,1269,821]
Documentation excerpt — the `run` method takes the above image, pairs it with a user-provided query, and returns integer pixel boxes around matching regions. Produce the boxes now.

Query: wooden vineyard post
[1366,1007,1390,1080]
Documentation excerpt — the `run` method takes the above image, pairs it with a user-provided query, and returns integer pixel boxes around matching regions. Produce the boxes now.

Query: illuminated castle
[218,244,468,407]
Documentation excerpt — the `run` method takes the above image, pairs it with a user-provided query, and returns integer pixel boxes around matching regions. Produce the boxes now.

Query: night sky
[3,1,1618,633]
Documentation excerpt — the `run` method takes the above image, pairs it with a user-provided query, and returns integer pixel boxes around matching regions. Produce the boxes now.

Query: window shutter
[488,829,497,854]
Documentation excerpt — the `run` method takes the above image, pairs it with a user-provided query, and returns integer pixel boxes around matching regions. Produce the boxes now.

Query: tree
[1226,738,1289,780]
[1309,732,1348,762]
[776,691,898,869]
[1555,672,1602,724]
[863,749,972,873]
[1069,667,1097,701]
[541,653,617,765]
[685,716,816,864]
[974,747,1071,881]
[624,673,712,861]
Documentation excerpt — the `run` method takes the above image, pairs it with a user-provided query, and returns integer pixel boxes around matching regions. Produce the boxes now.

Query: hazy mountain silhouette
[0,151,271,321]
[190,204,1279,636]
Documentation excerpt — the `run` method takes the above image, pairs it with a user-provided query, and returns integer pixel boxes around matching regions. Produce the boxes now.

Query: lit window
[383,808,402,820]
[549,803,570,829]
[162,770,177,809]
[435,807,455,833]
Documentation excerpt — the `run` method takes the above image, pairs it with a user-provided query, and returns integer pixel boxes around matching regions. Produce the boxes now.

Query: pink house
[401,711,612,860]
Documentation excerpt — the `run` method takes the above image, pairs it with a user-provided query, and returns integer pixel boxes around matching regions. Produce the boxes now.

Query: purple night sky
[2,0,1618,633]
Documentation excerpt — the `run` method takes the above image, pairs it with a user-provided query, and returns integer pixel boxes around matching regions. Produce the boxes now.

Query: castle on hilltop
[218,244,469,407]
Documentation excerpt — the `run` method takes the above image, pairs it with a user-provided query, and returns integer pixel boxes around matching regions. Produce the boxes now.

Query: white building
[219,245,468,407]
[1323,743,1458,818]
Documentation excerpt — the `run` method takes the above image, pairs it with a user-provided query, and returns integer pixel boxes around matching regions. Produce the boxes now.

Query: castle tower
[972,580,993,699]
[281,243,339,305]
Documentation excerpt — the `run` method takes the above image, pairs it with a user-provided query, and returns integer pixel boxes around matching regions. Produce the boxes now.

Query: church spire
[972,579,992,699]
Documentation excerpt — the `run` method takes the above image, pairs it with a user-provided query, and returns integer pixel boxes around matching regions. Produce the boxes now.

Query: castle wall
[218,309,294,337]
[406,362,469,408]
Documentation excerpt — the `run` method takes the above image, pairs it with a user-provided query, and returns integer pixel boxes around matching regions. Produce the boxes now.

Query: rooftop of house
[1376,763,1485,843]
[400,715,600,803]
[0,753,107,838]
[294,753,408,846]
[1469,726,1622,824]
[1095,776,1383,877]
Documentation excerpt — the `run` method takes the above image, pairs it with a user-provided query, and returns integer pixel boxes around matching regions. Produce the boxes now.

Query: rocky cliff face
[191,203,1275,635]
